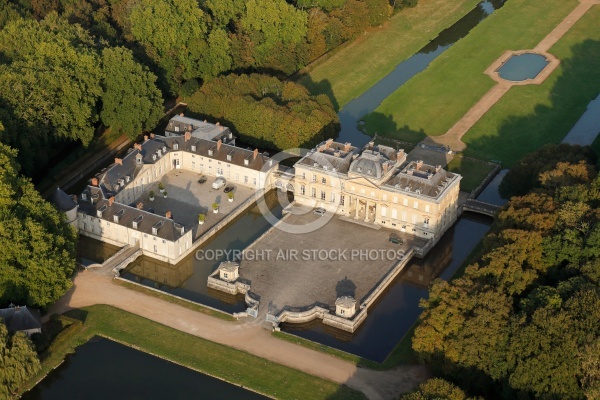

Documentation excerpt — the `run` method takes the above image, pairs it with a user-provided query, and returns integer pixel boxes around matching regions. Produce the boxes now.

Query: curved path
[48,271,430,400]
[425,0,600,151]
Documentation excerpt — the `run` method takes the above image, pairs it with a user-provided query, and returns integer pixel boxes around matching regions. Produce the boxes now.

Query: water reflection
[337,0,506,146]
[76,235,120,266]
[22,337,267,400]
[282,213,492,362]
[119,191,284,313]
[476,168,509,206]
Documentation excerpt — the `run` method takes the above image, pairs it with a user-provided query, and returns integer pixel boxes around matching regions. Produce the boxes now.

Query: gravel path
[47,271,430,400]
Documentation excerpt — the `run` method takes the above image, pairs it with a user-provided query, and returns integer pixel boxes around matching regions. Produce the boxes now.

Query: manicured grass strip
[21,305,366,400]
[113,278,235,321]
[297,0,482,109]
[463,6,600,166]
[363,0,580,139]
[446,156,496,193]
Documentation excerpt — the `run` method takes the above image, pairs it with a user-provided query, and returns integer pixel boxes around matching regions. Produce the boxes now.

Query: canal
[21,337,267,400]
[337,0,506,146]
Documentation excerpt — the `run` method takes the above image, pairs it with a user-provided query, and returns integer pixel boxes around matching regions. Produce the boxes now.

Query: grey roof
[297,140,359,174]
[218,261,239,272]
[384,161,459,199]
[48,187,77,212]
[166,115,231,141]
[0,306,41,332]
[348,150,395,180]
[78,196,186,242]
[335,296,356,308]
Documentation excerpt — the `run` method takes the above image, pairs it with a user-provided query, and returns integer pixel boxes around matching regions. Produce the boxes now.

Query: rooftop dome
[348,151,389,179]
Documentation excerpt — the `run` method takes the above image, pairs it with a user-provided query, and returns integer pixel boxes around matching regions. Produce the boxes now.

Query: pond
[21,337,267,400]
[338,0,506,146]
[496,53,550,82]
[475,168,509,206]
[282,212,493,362]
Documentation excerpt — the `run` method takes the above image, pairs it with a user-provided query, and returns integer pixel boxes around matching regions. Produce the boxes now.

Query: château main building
[293,139,461,242]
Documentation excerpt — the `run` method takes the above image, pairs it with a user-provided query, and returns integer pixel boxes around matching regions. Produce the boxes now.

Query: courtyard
[239,211,428,316]
[135,170,256,240]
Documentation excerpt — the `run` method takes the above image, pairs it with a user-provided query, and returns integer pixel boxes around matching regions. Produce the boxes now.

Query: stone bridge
[270,166,295,192]
[462,199,502,218]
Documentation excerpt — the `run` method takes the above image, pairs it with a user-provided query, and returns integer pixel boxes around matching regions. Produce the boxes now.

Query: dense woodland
[0,322,40,399]
[0,0,413,177]
[407,145,600,400]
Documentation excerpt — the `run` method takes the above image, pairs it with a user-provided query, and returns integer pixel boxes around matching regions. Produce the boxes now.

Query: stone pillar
[364,200,370,222]
[354,197,360,219]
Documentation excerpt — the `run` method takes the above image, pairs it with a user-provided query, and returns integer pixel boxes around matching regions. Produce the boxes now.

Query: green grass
[446,156,497,193]
[463,6,600,166]
[363,0,581,143]
[297,0,482,110]
[113,279,236,321]
[20,305,366,400]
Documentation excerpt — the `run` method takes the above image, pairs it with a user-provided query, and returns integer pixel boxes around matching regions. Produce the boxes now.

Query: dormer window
[227,153,232,161]
[125,175,130,183]
[97,205,107,218]
[118,178,125,187]
[113,209,124,223]
[157,150,162,157]
[136,154,143,164]
[152,221,163,235]
[174,223,184,235]
[173,143,179,150]
[244,158,249,166]
[191,145,196,152]
[152,154,157,161]
[132,215,143,229]
[162,146,167,153]
[81,192,87,200]
[174,126,179,132]
[208,149,214,156]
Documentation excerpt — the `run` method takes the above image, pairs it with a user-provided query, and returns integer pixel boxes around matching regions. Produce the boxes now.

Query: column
[364,200,370,222]
[354,197,359,219]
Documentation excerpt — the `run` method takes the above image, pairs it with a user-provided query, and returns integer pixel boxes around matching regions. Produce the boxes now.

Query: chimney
[217,139,222,151]
[216,122,220,126]
[179,113,184,117]
[165,211,172,219]
[436,165,441,172]
[109,196,115,206]
[150,133,155,139]
[115,158,123,166]
[134,143,142,151]
[253,148,258,160]
[184,132,191,142]
[396,150,404,161]
[204,119,207,123]
[325,138,333,148]
[368,141,374,149]
[383,163,389,174]
[344,142,351,152]
[91,177,99,186]
[220,126,224,131]
[416,160,423,170]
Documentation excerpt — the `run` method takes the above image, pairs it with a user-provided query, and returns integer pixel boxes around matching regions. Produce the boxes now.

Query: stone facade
[293,139,461,241]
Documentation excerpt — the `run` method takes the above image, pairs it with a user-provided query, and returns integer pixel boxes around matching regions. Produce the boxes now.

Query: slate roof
[348,150,395,180]
[384,161,459,199]
[166,115,232,141]
[48,187,77,212]
[0,306,41,332]
[77,197,186,241]
[297,140,359,174]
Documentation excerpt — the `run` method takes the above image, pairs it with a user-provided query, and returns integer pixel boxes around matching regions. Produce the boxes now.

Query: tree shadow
[335,276,357,298]
[464,39,600,167]
[295,73,340,112]
[361,111,427,144]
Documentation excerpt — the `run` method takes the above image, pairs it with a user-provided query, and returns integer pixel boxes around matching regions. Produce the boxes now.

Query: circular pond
[496,53,549,81]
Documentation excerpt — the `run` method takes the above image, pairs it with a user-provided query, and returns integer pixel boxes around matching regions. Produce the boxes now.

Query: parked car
[389,236,403,245]
[224,186,235,193]
[197,175,207,184]
[212,177,226,189]
[313,207,326,216]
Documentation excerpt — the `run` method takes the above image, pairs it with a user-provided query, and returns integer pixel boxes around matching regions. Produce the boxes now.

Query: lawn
[446,156,497,192]
[463,6,600,166]
[362,0,581,141]
[297,0,482,110]
[20,305,365,400]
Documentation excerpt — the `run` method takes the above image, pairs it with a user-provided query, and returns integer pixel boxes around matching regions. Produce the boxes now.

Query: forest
[0,0,413,178]
[405,145,600,400]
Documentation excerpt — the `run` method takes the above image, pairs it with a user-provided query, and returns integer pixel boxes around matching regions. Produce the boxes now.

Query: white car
[212,177,226,189]
[313,207,326,216]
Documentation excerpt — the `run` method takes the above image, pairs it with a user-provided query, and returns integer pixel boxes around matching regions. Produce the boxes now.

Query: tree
[402,378,475,400]
[100,47,163,140]
[0,322,41,398]
[0,144,77,308]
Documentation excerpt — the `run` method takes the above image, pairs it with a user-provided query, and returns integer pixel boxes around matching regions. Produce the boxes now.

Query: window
[301,172,306,180]
[235,174,239,181]
[381,206,387,217]
[153,245,157,252]
[321,190,326,200]
[192,162,196,170]
[412,214,417,224]
[340,309,345,315]
[312,174,317,182]
[223,272,228,279]
[311,188,316,198]
[173,143,179,150]
[244,176,248,184]
[322,177,326,184]
[382,194,387,201]
[300,185,306,195]
[414,201,418,209]
[244,159,249,166]
[340,195,345,206]
[391,209,398,219]
[403,198,408,206]
[331,193,335,203]
[401,211,407,221]
[191,145,196,152]
[393,196,398,203]
[253,178,257,186]
[208,149,213,156]
[425,205,430,213]
[227,154,232,161]
[424,217,430,225]
[360,188,365,194]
